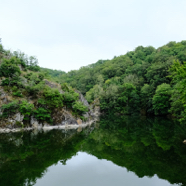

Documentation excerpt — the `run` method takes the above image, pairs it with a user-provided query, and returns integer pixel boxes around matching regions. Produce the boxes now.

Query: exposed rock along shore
[0,119,97,133]
[0,79,101,133]
[0,103,100,133]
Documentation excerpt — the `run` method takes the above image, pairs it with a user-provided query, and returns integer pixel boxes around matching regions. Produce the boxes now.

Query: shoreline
[0,119,97,133]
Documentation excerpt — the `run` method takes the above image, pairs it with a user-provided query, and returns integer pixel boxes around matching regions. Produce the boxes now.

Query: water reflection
[0,116,186,186]
[35,152,177,186]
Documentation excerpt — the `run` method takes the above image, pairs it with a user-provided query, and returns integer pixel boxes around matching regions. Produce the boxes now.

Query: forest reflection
[0,116,186,186]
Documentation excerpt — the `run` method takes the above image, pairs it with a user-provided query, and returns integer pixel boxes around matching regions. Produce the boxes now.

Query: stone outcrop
[89,98,101,118]
[75,90,89,107]
[52,108,78,125]
[0,79,100,131]
[44,79,60,89]
[0,112,24,129]
[0,86,9,105]
[77,119,82,125]
[30,116,42,128]
[75,90,91,120]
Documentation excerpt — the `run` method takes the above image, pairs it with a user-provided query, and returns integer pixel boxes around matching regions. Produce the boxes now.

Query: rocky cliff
[0,43,100,131]
[0,80,100,130]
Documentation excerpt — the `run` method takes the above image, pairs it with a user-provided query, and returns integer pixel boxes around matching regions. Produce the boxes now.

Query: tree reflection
[0,117,186,186]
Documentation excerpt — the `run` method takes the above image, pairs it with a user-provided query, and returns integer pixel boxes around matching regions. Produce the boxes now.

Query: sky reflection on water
[35,152,177,186]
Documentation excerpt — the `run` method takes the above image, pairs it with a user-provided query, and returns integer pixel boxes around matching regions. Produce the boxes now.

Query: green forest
[0,41,88,126]
[54,40,186,123]
[1,40,186,124]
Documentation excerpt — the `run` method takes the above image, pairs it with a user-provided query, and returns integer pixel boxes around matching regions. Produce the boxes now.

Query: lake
[0,116,186,186]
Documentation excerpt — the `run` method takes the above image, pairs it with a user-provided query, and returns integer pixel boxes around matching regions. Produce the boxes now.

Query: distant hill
[57,41,186,122]
[40,67,66,80]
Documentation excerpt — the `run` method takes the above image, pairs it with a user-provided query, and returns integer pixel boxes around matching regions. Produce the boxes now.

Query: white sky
[1,0,186,72]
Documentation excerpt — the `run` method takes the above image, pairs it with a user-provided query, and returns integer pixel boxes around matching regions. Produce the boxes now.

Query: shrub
[72,101,88,115]
[1,101,19,117]
[19,101,34,120]
[43,87,63,108]
[63,92,79,107]
[1,78,10,86]
[0,57,21,78]
[34,107,52,123]
[13,91,23,97]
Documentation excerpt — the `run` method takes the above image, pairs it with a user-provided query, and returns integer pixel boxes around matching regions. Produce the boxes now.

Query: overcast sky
[1,0,186,72]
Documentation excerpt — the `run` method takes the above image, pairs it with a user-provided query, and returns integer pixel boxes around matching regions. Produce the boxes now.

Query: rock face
[77,119,82,125]
[75,90,89,107]
[89,98,101,118]
[0,80,100,129]
[14,113,24,123]
[52,108,78,125]
[75,90,91,120]
[30,116,42,128]
[0,87,8,105]
[44,79,60,89]
[0,113,24,129]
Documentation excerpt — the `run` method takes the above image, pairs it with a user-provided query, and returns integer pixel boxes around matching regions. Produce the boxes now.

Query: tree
[168,60,186,122]
[141,84,154,114]
[118,83,140,114]
[152,83,172,115]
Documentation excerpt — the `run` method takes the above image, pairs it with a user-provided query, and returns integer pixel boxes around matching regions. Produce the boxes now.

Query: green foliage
[43,87,63,109]
[0,44,4,54]
[63,92,79,108]
[12,90,23,97]
[1,40,186,123]
[118,83,140,114]
[72,101,88,115]
[0,44,89,124]
[56,40,186,120]
[1,78,10,86]
[25,85,40,97]
[11,50,40,71]
[61,83,80,108]
[40,67,66,81]
[0,57,21,78]
[19,101,34,120]
[26,56,40,71]
[38,73,44,81]
[168,61,186,122]
[1,101,19,117]
[152,83,172,115]
[140,84,154,113]
[145,60,173,87]
[61,83,70,92]
[34,107,52,123]
[85,84,104,103]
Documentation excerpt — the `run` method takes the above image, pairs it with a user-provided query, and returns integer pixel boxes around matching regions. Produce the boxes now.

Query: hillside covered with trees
[1,39,186,125]
[0,40,89,127]
[56,41,186,123]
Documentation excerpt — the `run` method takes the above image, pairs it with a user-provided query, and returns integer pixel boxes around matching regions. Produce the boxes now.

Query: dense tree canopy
[1,40,186,123]
[0,44,88,125]
[53,41,186,122]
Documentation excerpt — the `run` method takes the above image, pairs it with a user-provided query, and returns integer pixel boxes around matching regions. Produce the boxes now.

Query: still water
[35,152,177,186]
[0,116,186,186]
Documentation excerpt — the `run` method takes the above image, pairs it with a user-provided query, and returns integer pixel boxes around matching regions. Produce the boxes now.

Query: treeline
[83,116,186,185]
[0,129,87,186]
[0,42,88,125]
[40,67,66,82]
[57,41,186,122]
